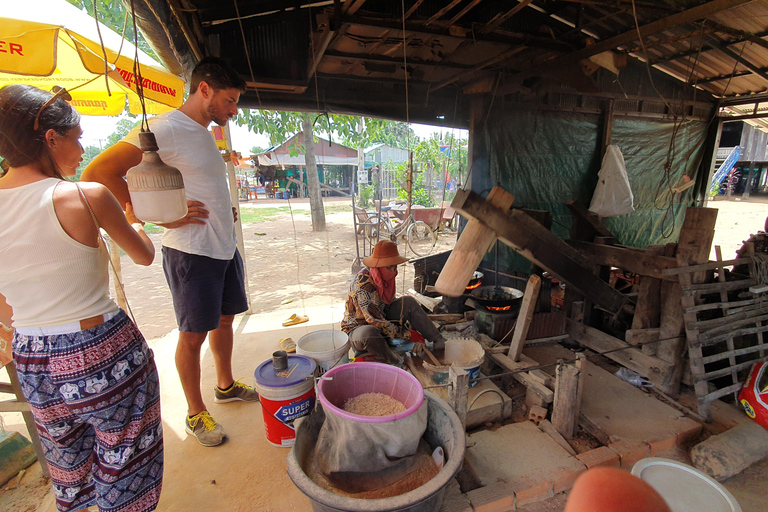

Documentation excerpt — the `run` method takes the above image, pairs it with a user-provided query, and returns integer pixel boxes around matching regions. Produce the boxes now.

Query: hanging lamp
[126,131,187,223]
[123,0,187,224]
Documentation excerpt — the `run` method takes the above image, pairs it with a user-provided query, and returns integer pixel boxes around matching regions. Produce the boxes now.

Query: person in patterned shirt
[342,241,446,366]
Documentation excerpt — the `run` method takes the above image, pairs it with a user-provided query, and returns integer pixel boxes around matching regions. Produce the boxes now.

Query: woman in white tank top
[0,85,164,512]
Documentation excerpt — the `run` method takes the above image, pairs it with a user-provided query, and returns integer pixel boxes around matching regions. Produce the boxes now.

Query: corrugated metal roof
[151,0,768,125]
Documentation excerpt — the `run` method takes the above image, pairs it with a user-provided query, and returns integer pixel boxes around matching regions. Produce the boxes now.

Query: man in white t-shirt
[83,57,258,447]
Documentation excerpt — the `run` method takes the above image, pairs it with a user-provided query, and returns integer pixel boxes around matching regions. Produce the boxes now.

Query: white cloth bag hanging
[588,145,634,217]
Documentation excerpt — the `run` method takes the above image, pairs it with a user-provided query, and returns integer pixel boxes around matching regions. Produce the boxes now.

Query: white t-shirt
[124,111,236,260]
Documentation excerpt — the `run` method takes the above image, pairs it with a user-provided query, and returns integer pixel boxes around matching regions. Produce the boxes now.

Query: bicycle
[365,204,438,257]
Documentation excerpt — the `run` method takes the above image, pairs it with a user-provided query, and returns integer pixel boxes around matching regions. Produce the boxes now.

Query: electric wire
[91,0,112,97]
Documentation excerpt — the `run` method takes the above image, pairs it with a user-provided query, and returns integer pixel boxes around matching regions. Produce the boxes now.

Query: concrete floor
[2,305,766,511]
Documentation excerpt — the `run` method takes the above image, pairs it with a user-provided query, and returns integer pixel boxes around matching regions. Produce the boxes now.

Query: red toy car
[738,362,768,430]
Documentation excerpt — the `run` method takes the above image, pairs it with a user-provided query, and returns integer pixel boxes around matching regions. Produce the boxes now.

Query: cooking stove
[466,298,521,341]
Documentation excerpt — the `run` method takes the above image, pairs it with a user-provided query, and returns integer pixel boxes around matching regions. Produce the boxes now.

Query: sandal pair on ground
[185,380,260,447]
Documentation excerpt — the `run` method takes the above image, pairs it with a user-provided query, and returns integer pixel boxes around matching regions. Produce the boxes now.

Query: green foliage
[394,163,435,207]
[75,146,102,179]
[106,118,142,149]
[250,145,266,155]
[65,0,158,60]
[358,185,374,208]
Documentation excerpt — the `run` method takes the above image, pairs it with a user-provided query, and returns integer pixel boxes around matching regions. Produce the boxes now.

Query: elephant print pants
[12,311,163,512]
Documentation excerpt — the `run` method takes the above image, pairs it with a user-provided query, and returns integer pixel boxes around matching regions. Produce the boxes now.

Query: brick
[528,405,548,425]
[467,481,516,512]
[609,440,650,469]
[675,418,703,446]
[551,464,587,494]
[514,478,554,508]
[576,446,620,469]
[648,435,677,456]
[439,479,473,512]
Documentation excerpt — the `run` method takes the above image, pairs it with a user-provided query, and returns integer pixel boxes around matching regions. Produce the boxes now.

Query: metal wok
[469,285,524,309]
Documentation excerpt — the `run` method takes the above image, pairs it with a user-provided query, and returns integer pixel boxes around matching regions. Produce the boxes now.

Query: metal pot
[469,285,524,309]
[466,271,484,290]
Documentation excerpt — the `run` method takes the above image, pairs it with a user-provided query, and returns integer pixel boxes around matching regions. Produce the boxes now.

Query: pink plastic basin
[317,362,424,423]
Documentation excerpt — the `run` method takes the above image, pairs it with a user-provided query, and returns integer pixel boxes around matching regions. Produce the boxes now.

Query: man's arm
[0,292,12,328]
[81,142,143,206]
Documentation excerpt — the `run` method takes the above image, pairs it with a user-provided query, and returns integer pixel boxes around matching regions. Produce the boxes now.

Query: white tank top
[0,178,116,328]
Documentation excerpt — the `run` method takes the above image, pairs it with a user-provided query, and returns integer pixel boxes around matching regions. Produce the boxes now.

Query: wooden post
[630,245,665,355]
[508,274,542,361]
[657,207,718,396]
[435,187,515,296]
[449,366,469,430]
[552,359,581,439]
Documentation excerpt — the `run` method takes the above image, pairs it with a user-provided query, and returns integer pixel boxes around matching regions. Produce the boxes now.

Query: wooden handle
[422,346,442,367]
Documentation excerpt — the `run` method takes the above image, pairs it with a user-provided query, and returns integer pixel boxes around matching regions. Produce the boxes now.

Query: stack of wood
[443,187,768,421]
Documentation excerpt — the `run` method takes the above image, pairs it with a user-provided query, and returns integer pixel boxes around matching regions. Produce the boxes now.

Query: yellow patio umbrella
[0,0,185,116]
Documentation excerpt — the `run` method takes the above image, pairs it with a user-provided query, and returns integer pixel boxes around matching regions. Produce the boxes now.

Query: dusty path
[117,197,457,340]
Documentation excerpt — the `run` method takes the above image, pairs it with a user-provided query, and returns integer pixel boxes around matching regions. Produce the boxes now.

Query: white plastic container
[631,457,742,512]
[296,329,350,374]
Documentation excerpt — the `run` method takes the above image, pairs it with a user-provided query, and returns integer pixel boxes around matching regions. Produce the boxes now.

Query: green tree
[106,118,142,148]
[76,145,103,179]
[250,145,266,155]
[65,0,157,60]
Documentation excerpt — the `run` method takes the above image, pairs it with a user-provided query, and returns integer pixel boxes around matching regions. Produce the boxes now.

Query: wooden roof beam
[433,47,526,91]
[708,39,768,86]
[651,28,768,66]
[480,0,535,34]
[509,0,754,85]
[424,0,464,27]
[404,0,426,21]
[449,0,485,25]
[696,70,752,84]
[341,16,573,52]
[324,49,475,70]
[342,0,368,16]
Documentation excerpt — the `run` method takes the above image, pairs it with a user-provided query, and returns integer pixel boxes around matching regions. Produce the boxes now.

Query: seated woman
[342,241,446,366]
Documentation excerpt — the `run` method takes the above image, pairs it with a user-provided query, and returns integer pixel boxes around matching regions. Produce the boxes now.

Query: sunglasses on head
[33,86,73,131]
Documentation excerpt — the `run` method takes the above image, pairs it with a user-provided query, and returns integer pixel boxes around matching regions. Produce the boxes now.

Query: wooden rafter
[433,46,526,91]
[448,0,484,25]
[341,16,573,52]
[404,0,426,21]
[424,0,464,27]
[324,49,474,70]
[696,70,752,84]
[651,29,768,66]
[481,0,535,34]
[507,0,753,86]
[708,39,768,86]
[342,0,367,16]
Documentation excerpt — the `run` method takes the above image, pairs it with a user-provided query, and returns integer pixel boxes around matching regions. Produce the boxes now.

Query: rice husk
[343,392,405,416]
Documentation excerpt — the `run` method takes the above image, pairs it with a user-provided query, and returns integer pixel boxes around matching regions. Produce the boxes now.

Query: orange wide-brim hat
[362,240,408,268]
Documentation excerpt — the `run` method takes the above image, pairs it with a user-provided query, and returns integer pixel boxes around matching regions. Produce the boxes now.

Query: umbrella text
[0,41,24,56]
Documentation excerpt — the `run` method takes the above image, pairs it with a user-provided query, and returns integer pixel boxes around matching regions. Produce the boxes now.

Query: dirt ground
[2,196,767,511]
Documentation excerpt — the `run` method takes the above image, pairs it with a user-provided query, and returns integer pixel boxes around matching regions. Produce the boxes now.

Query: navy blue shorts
[162,247,248,333]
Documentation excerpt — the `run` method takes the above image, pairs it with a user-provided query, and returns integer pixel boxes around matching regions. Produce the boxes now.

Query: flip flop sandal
[278,337,296,353]
[282,313,309,327]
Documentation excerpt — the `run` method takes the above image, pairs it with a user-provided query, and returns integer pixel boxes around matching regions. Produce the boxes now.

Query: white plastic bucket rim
[297,330,350,372]
[631,457,742,512]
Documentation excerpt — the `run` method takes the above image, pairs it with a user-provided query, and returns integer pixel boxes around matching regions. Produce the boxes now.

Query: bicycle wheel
[407,221,437,256]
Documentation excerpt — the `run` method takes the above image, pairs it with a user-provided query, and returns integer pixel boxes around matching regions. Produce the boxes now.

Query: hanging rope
[91,0,112,98]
